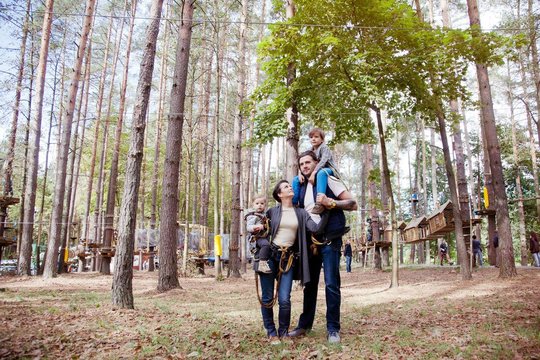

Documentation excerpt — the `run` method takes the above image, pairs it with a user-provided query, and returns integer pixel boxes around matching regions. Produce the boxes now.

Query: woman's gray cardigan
[266,205,328,285]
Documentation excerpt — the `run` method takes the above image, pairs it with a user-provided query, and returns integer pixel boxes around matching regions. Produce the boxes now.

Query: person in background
[343,239,352,273]
[529,232,540,267]
[492,230,499,267]
[439,239,451,266]
[472,235,483,267]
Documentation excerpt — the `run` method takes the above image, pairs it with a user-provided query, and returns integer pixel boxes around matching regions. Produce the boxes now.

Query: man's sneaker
[311,202,325,214]
[327,331,340,344]
[258,260,272,274]
[288,328,308,338]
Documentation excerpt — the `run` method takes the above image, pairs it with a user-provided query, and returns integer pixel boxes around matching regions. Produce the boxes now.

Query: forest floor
[0,264,539,359]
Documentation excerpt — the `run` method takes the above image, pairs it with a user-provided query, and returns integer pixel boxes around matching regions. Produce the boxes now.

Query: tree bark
[436,108,471,280]
[102,0,138,275]
[507,62,528,266]
[42,0,96,279]
[157,0,195,292]
[285,0,299,181]
[467,0,517,278]
[372,106,398,285]
[0,0,31,246]
[112,0,165,308]
[229,0,248,278]
[18,0,55,275]
[82,15,114,245]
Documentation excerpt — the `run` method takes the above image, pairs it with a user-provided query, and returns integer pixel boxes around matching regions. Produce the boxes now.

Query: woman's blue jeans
[259,252,294,337]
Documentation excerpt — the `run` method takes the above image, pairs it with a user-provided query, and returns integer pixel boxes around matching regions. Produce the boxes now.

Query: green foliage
[252,0,514,145]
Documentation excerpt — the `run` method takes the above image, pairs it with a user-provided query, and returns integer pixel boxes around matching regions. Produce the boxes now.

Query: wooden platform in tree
[99,247,116,257]
[0,238,16,247]
[0,196,19,208]
[474,209,496,216]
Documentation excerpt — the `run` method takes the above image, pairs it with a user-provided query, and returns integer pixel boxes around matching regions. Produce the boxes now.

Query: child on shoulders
[294,128,340,214]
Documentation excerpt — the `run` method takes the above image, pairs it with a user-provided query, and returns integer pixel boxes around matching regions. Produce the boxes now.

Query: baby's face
[253,198,266,213]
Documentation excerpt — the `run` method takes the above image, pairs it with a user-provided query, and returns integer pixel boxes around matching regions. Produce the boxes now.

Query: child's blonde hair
[252,194,267,204]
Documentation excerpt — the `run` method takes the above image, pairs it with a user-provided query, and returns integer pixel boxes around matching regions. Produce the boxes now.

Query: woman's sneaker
[258,260,272,274]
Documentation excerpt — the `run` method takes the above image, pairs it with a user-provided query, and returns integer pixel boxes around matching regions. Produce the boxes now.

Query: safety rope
[255,246,294,308]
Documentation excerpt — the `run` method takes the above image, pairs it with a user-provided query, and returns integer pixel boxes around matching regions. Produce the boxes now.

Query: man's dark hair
[272,180,289,203]
[472,235,477,239]
[297,150,318,166]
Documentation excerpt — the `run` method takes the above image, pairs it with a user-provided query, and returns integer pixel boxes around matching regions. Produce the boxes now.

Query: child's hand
[298,171,304,184]
[253,224,264,232]
[308,171,316,184]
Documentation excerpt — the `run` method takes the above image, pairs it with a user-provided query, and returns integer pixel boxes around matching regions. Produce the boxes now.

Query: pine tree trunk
[229,0,248,278]
[58,56,90,274]
[157,0,195,292]
[36,59,60,274]
[467,0,517,278]
[0,0,31,248]
[112,0,165,308]
[518,59,540,223]
[83,15,114,244]
[527,0,540,147]
[372,106,398,285]
[102,0,138,275]
[18,0,55,276]
[285,0,299,180]
[71,43,93,272]
[507,63,528,266]
[199,45,213,228]
[436,108,471,280]
[42,0,95,279]
[95,8,127,271]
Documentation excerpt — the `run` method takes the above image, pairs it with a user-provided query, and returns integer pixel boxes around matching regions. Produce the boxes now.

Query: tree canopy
[252,0,513,144]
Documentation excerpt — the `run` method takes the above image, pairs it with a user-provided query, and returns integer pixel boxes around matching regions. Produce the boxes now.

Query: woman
[259,180,328,340]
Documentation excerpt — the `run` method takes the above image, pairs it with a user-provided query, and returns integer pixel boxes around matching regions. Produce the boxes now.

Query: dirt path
[1,266,539,359]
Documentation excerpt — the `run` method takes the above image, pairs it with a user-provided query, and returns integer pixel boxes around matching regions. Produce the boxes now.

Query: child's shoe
[258,260,272,274]
[311,202,325,214]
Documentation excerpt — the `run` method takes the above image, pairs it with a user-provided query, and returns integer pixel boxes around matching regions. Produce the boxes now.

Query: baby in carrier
[246,195,271,273]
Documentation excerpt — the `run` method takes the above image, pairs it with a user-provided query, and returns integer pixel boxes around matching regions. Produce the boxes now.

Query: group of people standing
[246,128,357,344]
[439,230,540,268]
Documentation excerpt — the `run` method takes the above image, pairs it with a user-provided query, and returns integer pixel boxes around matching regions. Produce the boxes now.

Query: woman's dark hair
[531,232,538,241]
[272,180,289,203]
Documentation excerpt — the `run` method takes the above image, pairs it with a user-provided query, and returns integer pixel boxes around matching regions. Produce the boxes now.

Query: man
[472,235,483,267]
[288,150,357,344]
[492,230,499,267]
[343,239,353,273]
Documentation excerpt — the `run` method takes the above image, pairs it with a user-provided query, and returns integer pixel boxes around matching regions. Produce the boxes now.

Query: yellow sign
[483,187,489,208]
[214,235,222,257]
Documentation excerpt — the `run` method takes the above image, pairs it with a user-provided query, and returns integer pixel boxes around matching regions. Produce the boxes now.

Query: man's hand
[317,193,358,211]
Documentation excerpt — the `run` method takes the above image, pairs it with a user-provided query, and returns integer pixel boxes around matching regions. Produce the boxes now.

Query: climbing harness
[255,245,295,308]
